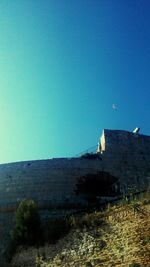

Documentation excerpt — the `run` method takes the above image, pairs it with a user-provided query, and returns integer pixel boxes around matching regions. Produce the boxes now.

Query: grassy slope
[11,196,150,267]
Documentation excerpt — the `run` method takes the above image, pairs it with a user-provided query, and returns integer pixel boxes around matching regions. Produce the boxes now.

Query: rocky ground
[10,197,150,267]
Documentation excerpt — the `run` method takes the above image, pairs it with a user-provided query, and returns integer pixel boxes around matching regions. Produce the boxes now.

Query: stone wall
[98,129,150,192]
[0,158,103,211]
[0,157,103,263]
[0,129,150,263]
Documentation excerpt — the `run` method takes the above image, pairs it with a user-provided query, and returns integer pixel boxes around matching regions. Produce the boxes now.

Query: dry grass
[10,194,150,267]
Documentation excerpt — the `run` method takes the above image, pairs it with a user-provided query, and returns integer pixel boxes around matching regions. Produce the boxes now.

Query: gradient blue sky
[0,0,150,163]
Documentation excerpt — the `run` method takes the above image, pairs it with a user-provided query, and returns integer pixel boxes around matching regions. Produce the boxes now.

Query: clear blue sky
[0,0,150,163]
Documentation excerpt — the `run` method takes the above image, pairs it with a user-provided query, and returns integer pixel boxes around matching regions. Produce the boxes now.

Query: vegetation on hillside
[9,191,150,267]
[11,199,42,247]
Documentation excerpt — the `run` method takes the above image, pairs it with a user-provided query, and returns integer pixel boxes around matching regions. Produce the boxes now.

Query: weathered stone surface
[0,128,150,262]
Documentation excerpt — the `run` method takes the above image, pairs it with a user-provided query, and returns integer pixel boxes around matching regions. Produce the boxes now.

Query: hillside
[10,194,150,267]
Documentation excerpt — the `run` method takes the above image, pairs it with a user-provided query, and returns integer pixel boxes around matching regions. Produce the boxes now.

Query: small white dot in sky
[112,104,117,110]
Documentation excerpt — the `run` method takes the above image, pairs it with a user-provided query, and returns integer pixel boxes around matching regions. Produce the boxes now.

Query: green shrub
[129,263,141,267]
[11,199,42,246]
[143,235,150,244]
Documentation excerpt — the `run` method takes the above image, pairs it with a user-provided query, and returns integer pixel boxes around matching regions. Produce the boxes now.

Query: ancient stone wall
[0,129,150,263]
[0,157,104,262]
[0,158,103,211]
[98,129,150,192]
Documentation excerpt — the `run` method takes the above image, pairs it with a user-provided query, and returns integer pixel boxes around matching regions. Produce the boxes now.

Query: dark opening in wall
[75,171,120,204]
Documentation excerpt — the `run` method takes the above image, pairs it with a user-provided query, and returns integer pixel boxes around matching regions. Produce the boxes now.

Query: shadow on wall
[75,171,120,204]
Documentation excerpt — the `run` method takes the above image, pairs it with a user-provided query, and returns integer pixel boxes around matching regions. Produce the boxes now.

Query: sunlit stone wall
[0,129,150,262]
[98,129,150,192]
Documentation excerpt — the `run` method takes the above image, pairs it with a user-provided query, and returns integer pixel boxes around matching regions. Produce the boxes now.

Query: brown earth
[10,197,150,267]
